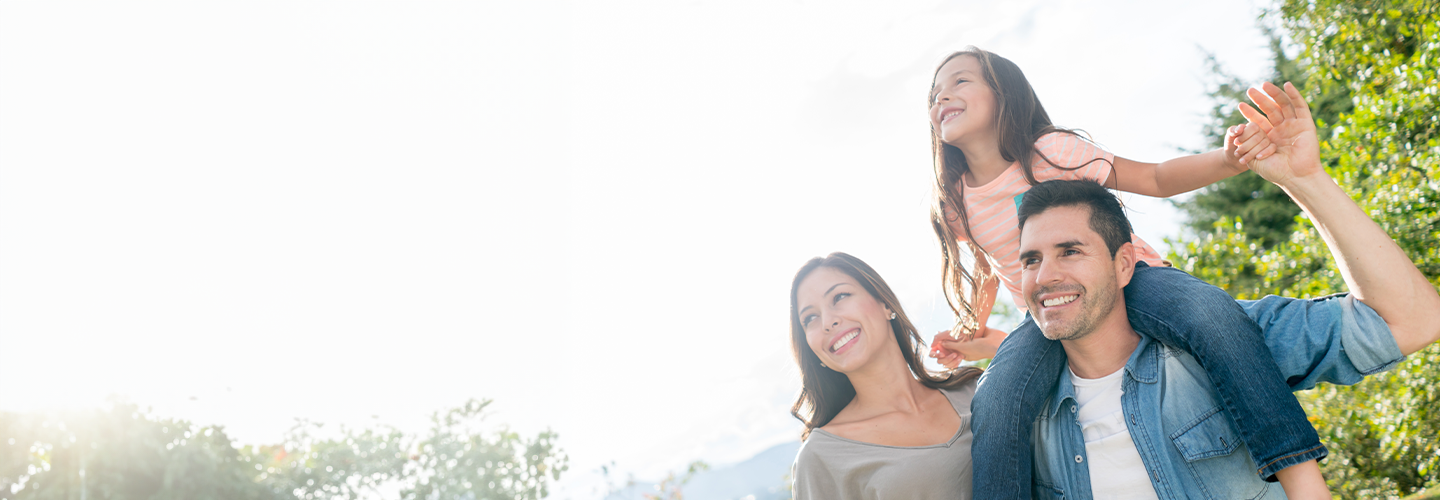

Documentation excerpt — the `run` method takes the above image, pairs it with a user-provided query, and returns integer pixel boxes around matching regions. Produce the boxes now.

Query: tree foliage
[1173,0,1440,497]
[0,399,567,500]
[1175,31,1342,251]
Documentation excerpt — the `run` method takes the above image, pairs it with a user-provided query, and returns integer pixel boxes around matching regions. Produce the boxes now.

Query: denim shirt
[1030,294,1404,499]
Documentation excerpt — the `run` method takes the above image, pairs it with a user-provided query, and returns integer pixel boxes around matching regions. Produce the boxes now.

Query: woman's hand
[930,327,1006,369]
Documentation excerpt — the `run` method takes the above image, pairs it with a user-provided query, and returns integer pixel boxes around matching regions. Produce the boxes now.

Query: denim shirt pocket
[1169,406,1241,461]
[1032,482,1066,499]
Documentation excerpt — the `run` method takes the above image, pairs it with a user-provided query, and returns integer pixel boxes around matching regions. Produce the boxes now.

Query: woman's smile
[830,327,861,353]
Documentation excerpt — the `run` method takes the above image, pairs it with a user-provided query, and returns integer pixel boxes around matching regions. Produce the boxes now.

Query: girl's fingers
[1237,102,1275,134]
[1235,122,1267,141]
[1255,142,1278,160]
[1235,130,1268,163]
[1247,86,1286,126]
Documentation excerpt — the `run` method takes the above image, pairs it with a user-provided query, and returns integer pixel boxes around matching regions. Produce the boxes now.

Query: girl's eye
[833,292,850,304]
[801,314,817,327]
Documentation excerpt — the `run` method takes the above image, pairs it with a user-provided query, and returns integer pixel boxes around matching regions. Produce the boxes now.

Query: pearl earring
[889,312,897,320]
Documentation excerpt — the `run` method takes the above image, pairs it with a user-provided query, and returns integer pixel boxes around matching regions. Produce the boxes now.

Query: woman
[788,252,981,499]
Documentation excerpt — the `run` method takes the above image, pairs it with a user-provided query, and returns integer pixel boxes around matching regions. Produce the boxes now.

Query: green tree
[0,398,567,500]
[1,402,271,500]
[1176,29,1353,252]
[1172,0,1440,497]
[400,399,567,500]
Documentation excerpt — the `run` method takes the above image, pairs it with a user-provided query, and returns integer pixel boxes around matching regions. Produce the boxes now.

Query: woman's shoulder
[938,374,980,416]
[792,433,842,481]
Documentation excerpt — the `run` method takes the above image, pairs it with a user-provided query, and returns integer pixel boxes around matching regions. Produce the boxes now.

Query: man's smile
[1042,294,1079,307]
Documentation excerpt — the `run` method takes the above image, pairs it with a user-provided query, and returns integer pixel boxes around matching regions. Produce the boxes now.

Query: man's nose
[1034,259,1063,284]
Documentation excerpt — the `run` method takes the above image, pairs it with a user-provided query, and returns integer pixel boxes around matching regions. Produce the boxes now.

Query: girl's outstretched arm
[1105,122,1277,197]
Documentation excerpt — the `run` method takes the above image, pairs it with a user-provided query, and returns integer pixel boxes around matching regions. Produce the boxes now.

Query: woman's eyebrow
[798,282,849,317]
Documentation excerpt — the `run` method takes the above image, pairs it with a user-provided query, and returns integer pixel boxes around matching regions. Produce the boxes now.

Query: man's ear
[1114,242,1137,287]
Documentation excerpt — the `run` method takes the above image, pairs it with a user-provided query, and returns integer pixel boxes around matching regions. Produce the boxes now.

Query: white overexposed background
[0,1,1277,498]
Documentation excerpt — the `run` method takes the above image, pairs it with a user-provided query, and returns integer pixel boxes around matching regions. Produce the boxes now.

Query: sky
[0,0,1276,497]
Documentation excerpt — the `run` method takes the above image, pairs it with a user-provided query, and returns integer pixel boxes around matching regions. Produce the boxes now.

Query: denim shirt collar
[1044,332,1161,418]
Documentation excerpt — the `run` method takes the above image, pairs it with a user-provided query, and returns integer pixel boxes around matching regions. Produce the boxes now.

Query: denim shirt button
[1070,406,1077,414]
[1074,455,1084,464]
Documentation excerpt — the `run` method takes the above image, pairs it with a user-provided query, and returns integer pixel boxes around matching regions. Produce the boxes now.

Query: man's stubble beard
[1035,277,1119,342]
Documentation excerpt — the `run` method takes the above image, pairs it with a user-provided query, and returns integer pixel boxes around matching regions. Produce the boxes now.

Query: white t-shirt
[1068,365,1159,500]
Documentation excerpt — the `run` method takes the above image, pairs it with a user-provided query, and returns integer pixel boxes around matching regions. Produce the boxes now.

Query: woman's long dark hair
[927,47,1111,336]
[788,252,981,439]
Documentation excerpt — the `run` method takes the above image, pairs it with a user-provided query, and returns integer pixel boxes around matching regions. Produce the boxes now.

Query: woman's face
[929,55,998,147]
[795,266,897,373]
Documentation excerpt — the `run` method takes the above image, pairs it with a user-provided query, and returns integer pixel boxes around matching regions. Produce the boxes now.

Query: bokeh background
[3,0,1437,499]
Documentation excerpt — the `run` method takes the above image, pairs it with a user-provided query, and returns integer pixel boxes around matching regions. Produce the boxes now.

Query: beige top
[791,379,976,500]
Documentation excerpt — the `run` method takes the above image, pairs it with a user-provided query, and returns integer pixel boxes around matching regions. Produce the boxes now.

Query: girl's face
[929,55,998,147]
[795,266,898,373]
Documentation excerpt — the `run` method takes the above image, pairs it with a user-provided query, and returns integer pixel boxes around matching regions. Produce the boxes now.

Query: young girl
[923,47,1329,497]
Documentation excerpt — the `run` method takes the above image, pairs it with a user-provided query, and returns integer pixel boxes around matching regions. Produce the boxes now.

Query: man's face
[1017,205,1129,341]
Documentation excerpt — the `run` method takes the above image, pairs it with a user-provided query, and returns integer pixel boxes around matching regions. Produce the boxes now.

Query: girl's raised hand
[1237,82,1323,186]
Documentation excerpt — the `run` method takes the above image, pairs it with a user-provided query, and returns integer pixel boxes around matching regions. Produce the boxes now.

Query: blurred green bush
[1171,0,1440,498]
[0,399,566,500]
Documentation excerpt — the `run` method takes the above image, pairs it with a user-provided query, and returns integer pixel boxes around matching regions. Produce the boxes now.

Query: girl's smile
[929,55,997,147]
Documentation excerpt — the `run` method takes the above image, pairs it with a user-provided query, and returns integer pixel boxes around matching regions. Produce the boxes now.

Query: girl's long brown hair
[788,252,981,440]
[928,47,1112,336]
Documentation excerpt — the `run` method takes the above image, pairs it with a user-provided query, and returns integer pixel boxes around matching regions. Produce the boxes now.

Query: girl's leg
[970,316,1066,499]
[1123,263,1326,479]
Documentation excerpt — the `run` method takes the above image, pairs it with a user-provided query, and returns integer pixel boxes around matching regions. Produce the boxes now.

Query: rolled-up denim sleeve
[1237,293,1404,391]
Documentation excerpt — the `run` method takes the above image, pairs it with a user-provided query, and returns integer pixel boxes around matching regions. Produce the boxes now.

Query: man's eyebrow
[1019,249,1041,262]
[798,282,849,316]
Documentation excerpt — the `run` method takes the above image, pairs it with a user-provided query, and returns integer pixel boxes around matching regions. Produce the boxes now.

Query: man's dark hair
[1016,179,1133,257]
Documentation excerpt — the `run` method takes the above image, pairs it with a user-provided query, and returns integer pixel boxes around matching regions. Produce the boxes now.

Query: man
[1016,83,1440,499]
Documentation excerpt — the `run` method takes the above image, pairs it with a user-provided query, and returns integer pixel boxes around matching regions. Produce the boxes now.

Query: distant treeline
[0,399,566,500]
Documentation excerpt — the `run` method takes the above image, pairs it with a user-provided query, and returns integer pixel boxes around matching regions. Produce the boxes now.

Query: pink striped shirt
[949,132,1166,311]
